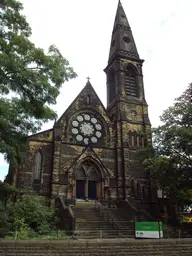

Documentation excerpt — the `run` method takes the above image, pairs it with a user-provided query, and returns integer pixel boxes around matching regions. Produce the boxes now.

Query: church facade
[7,1,154,210]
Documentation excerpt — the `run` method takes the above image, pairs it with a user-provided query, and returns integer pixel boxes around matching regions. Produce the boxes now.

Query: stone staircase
[102,207,135,238]
[72,200,136,238]
[72,200,114,238]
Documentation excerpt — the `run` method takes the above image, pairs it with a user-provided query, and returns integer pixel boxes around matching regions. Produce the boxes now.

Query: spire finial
[86,76,91,82]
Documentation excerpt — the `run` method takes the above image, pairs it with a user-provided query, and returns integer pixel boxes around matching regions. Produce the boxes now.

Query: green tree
[0,181,20,204]
[0,201,11,232]
[140,83,192,207]
[0,0,77,163]
[11,195,54,233]
[0,192,57,236]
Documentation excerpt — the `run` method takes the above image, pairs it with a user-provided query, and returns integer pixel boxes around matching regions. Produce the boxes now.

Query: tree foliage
[0,191,57,237]
[0,0,77,162]
[0,181,21,204]
[11,195,55,233]
[139,83,192,207]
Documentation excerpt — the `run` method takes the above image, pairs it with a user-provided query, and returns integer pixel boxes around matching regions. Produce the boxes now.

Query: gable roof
[54,80,110,128]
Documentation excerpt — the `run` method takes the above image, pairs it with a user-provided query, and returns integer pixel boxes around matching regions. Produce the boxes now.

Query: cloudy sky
[1,0,192,180]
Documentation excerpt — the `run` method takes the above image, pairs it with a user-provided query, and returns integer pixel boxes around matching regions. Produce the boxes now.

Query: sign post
[135,222,163,239]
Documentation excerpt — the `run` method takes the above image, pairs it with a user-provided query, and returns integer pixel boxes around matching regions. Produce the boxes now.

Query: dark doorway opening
[88,181,97,200]
[76,180,85,199]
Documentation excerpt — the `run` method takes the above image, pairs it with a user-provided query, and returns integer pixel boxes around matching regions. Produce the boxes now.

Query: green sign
[135,222,163,238]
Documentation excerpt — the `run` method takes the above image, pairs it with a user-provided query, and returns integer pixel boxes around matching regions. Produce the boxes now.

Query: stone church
[7,1,155,212]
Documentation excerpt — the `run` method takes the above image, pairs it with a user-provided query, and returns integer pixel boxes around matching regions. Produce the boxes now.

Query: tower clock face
[71,114,103,145]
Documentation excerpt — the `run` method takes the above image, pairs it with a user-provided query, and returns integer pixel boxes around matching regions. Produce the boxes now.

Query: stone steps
[73,201,118,238]
[73,201,136,238]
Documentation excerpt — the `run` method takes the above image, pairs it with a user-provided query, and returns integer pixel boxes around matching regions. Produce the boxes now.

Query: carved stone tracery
[76,161,102,181]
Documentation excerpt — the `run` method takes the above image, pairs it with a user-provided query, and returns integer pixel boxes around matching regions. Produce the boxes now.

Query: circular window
[95,124,102,130]
[96,131,102,138]
[77,115,83,122]
[76,135,83,142]
[72,128,78,135]
[123,37,131,43]
[71,113,103,145]
[91,137,98,143]
[84,138,89,145]
[72,120,79,127]
[91,118,97,124]
[84,114,90,121]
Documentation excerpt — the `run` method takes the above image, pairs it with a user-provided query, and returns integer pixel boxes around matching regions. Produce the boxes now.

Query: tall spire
[108,1,139,63]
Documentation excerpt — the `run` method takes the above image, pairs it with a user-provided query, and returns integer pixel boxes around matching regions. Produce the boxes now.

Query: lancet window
[33,151,42,180]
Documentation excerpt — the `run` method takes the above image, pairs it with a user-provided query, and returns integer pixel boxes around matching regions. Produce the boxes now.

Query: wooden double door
[76,180,97,200]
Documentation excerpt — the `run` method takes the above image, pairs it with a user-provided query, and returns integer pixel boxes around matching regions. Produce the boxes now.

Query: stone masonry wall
[0,238,192,256]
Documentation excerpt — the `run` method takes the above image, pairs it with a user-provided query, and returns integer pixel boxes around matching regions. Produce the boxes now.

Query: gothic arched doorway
[75,161,102,200]
[87,165,101,200]
[76,168,86,199]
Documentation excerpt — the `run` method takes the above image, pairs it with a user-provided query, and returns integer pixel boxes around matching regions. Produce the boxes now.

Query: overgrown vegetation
[0,182,60,239]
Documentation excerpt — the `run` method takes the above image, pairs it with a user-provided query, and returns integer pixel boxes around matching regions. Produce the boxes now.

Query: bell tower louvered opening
[125,66,138,97]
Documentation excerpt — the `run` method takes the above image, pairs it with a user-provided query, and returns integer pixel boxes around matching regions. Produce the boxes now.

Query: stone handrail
[118,199,158,222]
[56,197,75,234]
[140,209,158,221]
[118,199,138,220]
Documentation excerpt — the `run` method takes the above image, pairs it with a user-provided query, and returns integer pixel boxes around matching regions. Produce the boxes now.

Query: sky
[1,0,192,181]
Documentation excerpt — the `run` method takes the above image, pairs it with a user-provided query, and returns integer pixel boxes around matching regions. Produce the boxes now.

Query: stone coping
[0,238,191,246]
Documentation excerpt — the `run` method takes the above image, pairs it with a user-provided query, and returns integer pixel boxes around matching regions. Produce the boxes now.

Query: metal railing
[95,200,119,236]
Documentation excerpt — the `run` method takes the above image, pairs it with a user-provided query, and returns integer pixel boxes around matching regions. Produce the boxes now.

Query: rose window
[80,122,94,136]
[71,114,103,145]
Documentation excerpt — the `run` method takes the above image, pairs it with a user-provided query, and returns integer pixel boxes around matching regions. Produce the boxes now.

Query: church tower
[104,1,151,200]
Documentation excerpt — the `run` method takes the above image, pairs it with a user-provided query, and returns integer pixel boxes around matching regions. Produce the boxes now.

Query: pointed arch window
[139,135,143,147]
[128,131,146,148]
[33,151,42,180]
[125,66,138,97]
[133,131,137,146]
[128,131,132,147]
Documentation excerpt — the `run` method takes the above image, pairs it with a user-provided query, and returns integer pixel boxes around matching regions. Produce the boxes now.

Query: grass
[4,230,72,240]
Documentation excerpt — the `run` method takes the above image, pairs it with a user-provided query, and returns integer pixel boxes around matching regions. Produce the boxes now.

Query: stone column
[72,180,76,200]
[97,182,101,201]
[51,141,61,197]
[85,179,88,201]
[101,180,105,200]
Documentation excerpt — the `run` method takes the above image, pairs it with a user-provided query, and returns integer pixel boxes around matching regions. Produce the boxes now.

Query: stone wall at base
[0,238,192,256]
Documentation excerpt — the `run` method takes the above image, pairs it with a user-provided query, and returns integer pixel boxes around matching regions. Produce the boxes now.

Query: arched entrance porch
[73,161,105,201]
